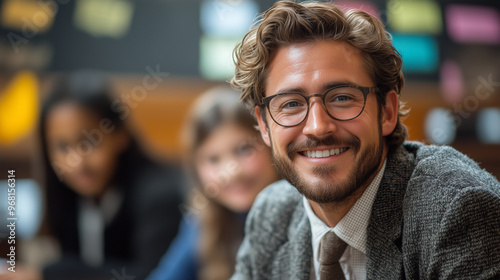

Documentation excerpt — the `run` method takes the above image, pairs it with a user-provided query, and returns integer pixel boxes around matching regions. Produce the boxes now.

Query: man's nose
[302,98,338,138]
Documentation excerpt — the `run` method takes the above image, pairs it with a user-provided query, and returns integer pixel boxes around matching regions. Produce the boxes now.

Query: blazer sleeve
[428,187,500,279]
[231,180,305,280]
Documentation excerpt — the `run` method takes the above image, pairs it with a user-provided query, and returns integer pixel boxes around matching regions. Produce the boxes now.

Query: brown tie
[318,231,347,280]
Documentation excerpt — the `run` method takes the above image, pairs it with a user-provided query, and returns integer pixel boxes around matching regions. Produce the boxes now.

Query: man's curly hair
[231,1,408,150]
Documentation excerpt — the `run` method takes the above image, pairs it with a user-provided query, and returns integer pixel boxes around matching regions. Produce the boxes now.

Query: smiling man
[230,1,500,280]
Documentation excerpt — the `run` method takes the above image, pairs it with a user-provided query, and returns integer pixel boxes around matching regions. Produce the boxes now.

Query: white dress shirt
[78,187,123,267]
[304,160,386,280]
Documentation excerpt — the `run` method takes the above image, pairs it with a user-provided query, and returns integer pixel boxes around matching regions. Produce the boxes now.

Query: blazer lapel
[366,146,416,280]
[272,201,312,280]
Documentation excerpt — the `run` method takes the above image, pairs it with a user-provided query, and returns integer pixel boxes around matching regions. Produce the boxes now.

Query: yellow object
[0,71,39,145]
[1,0,55,33]
[388,0,442,35]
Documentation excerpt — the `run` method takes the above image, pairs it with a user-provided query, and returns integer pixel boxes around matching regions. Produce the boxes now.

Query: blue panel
[392,34,439,73]
[200,0,259,37]
[0,179,43,239]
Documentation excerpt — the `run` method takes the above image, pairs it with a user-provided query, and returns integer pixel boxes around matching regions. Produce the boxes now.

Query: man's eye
[333,95,353,102]
[283,101,300,108]
[281,99,305,111]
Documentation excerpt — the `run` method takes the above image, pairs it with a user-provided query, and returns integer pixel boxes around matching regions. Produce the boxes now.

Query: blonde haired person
[147,86,280,280]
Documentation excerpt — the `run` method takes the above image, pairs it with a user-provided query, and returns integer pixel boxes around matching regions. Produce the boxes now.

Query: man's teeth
[304,148,347,158]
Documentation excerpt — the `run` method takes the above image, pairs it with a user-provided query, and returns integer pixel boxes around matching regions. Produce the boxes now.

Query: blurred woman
[146,86,280,280]
[37,72,184,280]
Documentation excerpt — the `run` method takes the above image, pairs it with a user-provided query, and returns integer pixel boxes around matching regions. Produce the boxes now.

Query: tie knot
[318,231,347,265]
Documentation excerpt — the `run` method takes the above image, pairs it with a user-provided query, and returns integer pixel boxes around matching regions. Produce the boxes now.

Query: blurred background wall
[0,0,499,270]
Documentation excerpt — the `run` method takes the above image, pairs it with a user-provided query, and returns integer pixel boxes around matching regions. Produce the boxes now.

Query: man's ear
[255,106,271,146]
[381,90,399,137]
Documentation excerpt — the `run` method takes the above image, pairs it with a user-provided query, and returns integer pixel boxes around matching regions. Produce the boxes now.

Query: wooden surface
[110,76,222,161]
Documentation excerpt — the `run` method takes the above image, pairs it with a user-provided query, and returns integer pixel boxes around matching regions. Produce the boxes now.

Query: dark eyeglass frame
[260,85,380,127]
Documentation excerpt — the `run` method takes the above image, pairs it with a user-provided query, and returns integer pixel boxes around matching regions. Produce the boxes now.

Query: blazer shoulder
[255,179,302,207]
[401,143,500,250]
[247,179,303,233]
[243,180,304,253]
[409,143,500,195]
[407,155,500,279]
[236,180,310,279]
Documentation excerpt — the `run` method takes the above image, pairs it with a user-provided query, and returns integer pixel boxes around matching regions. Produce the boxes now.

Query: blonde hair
[183,86,258,280]
[232,1,408,149]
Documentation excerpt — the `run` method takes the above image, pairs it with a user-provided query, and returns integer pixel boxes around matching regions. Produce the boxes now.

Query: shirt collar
[303,159,386,254]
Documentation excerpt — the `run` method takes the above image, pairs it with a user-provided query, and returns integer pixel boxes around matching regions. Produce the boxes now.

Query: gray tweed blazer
[231,142,500,280]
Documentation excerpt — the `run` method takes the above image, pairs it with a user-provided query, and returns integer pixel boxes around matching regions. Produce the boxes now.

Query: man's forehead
[264,40,370,95]
[268,40,361,64]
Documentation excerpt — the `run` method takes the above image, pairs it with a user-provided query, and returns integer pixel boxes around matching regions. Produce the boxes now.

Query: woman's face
[45,102,128,198]
[195,123,280,213]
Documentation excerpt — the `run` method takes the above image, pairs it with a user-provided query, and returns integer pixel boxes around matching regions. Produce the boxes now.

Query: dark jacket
[44,146,185,280]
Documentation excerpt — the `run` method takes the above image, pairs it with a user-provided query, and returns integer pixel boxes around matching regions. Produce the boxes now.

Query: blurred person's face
[195,123,279,213]
[255,40,398,204]
[46,102,129,198]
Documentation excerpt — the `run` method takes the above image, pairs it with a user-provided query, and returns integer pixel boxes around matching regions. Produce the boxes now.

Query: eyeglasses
[261,85,379,127]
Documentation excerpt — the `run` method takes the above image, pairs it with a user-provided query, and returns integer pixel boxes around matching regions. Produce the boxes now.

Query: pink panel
[334,1,380,19]
[446,5,500,44]
[440,60,465,104]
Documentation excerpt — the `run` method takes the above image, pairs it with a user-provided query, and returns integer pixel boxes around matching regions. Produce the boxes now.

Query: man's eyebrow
[272,80,361,95]
[273,86,307,95]
[322,80,362,90]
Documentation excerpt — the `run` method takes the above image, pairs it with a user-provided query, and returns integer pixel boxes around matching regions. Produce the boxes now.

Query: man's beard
[271,131,383,204]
